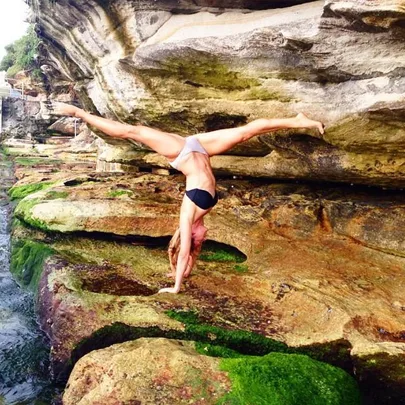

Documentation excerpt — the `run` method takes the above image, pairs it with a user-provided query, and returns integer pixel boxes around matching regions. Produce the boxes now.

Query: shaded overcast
[0,0,30,63]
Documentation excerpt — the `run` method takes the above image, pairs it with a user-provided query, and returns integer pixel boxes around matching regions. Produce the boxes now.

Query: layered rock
[7,161,405,403]
[14,1,405,404]
[1,99,51,140]
[29,0,405,187]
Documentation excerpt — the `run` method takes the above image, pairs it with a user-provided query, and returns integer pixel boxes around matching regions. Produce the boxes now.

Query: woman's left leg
[49,102,185,160]
[195,113,324,157]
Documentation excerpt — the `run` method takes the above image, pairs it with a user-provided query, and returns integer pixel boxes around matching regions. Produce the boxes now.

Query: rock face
[7,159,405,403]
[1,99,51,140]
[31,0,405,187]
[63,338,230,405]
[62,338,361,405]
[13,1,405,404]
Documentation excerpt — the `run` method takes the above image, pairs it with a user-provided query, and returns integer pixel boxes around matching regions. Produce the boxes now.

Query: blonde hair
[168,227,204,275]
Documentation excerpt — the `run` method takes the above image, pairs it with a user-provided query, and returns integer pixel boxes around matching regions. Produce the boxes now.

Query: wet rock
[8,168,404,402]
[63,337,361,405]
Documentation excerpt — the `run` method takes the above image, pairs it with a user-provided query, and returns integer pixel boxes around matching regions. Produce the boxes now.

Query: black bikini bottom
[186,189,218,210]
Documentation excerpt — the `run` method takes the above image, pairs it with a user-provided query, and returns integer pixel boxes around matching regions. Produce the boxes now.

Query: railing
[0,86,23,99]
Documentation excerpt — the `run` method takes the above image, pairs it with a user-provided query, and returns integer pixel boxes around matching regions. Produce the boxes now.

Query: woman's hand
[42,101,82,117]
[158,286,180,294]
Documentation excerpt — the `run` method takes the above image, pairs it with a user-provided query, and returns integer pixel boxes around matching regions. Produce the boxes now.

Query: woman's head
[168,222,207,272]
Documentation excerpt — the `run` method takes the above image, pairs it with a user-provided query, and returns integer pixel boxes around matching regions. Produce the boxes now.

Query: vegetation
[45,190,69,200]
[107,189,133,198]
[218,353,361,405]
[10,239,54,293]
[71,310,360,405]
[166,310,288,356]
[199,241,246,263]
[14,157,62,166]
[233,264,249,273]
[9,182,54,200]
[0,25,42,79]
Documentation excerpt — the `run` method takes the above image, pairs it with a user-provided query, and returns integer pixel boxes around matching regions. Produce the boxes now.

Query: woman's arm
[159,217,192,294]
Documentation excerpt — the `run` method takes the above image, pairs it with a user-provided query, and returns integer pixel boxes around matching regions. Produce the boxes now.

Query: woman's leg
[49,102,185,159]
[195,113,324,156]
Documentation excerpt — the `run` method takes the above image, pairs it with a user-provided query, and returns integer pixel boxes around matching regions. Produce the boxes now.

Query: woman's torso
[178,152,216,196]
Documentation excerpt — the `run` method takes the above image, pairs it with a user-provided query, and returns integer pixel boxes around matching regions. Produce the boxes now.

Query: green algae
[233,264,249,273]
[158,56,259,91]
[14,157,62,166]
[9,182,54,200]
[107,189,133,198]
[353,353,405,405]
[69,314,360,405]
[166,310,288,356]
[10,239,54,293]
[195,342,245,359]
[217,352,361,405]
[199,241,246,263]
[14,198,51,231]
[45,191,69,200]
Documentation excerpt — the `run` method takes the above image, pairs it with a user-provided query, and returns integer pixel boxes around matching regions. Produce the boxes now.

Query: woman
[48,102,324,293]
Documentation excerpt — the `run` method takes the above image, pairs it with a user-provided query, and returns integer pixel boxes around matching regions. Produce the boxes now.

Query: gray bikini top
[169,136,208,169]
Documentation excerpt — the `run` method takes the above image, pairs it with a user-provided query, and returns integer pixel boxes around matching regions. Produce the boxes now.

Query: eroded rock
[63,338,361,405]
[29,0,405,188]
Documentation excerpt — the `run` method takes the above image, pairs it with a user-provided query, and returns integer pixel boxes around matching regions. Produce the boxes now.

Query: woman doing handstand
[50,102,324,294]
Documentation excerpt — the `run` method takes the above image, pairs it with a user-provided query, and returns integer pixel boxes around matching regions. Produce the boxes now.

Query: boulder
[63,338,361,405]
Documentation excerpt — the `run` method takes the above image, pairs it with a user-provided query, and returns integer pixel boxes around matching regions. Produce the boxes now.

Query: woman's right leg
[196,113,324,156]
[50,102,185,159]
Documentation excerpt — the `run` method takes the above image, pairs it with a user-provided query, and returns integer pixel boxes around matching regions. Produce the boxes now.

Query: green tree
[0,26,41,78]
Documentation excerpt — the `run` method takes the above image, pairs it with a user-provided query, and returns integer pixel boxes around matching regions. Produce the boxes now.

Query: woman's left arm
[158,217,192,294]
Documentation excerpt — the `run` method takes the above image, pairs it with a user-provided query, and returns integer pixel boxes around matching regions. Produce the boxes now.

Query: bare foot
[296,112,325,135]
[166,272,175,279]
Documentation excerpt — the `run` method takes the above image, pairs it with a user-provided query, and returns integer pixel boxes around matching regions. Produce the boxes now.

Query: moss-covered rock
[63,338,361,405]
[219,352,361,405]
[10,239,54,292]
[9,181,54,200]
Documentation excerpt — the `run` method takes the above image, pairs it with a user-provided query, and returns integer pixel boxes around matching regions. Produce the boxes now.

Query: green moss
[233,264,249,273]
[14,198,50,231]
[147,55,259,91]
[352,353,405,405]
[9,182,54,200]
[199,241,246,263]
[44,191,69,200]
[217,352,361,405]
[14,157,62,166]
[195,342,246,359]
[237,87,292,102]
[107,189,133,198]
[10,239,54,293]
[166,310,288,356]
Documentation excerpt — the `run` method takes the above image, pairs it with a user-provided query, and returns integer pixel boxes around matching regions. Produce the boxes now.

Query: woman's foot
[295,112,325,135]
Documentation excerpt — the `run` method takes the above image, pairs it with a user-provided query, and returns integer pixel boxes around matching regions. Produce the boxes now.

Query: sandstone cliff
[30,0,405,187]
[6,0,405,404]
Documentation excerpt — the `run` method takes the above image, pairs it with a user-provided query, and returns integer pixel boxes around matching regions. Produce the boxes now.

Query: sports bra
[169,136,208,169]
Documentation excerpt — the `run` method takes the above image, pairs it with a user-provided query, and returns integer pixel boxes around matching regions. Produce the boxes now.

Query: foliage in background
[0,25,42,79]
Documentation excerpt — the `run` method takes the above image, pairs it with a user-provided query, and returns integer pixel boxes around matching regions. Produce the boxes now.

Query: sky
[0,0,30,62]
